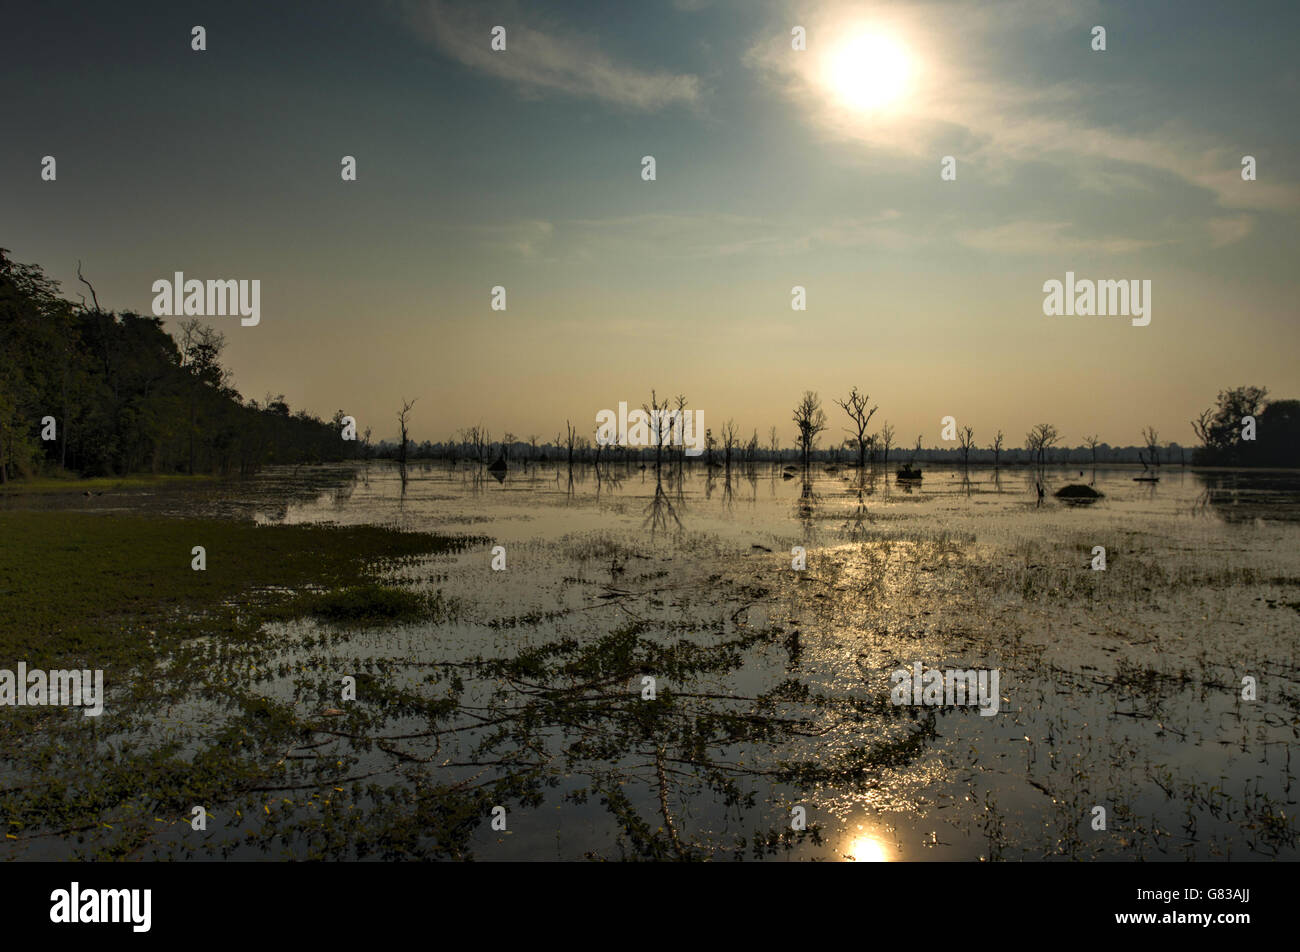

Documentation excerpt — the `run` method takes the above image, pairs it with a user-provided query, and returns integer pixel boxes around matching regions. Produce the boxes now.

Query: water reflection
[1197,471,1300,523]
[845,831,892,862]
[796,474,820,529]
[644,473,684,537]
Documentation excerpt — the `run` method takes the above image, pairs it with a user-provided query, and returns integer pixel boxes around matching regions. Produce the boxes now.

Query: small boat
[1133,475,1159,482]
[487,456,507,474]
[897,465,922,481]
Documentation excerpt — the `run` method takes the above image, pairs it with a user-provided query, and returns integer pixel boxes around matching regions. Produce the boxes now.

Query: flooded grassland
[2,462,1297,861]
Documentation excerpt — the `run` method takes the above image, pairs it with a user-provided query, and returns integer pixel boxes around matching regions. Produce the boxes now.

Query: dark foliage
[0,250,356,480]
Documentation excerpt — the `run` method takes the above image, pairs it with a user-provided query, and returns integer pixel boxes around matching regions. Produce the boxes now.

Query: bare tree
[463,424,490,464]
[76,260,101,312]
[767,426,780,460]
[834,387,878,471]
[958,425,976,468]
[991,430,1004,468]
[1083,434,1100,467]
[1024,424,1059,501]
[792,391,827,468]
[1141,425,1161,467]
[396,397,417,479]
[1191,408,1214,449]
[565,420,577,468]
[1025,423,1059,470]
[527,434,538,462]
[721,419,740,471]
[643,389,670,469]
[880,423,895,467]
[674,393,689,466]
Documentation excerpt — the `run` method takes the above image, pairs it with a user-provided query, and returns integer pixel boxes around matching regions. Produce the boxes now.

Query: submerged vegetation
[0,511,478,667]
[2,462,1297,861]
[0,505,931,860]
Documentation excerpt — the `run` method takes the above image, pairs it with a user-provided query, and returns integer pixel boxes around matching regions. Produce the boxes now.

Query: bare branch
[76,260,100,312]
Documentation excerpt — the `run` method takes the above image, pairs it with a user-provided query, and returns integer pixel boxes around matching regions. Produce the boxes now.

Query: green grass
[0,511,479,667]
[0,473,217,495]
[0,510,490,858]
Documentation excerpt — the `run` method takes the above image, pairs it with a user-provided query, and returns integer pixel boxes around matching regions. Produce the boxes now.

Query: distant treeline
[3,249,1295,482]
[372,439,1199,466]
[0,250,358,481]
[368,437,1284,467]
[374,382,1299,470]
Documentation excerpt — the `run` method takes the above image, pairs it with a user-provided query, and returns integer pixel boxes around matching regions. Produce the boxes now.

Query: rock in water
[1054,484,1103,499]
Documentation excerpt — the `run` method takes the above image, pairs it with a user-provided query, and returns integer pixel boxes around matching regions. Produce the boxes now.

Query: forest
[0,249,356,481]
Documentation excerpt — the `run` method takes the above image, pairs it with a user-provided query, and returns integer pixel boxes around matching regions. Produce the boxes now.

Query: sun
[826,32,913,111]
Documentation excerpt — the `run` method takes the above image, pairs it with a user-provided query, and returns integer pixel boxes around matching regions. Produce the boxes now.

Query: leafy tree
[1192,386,1269,465]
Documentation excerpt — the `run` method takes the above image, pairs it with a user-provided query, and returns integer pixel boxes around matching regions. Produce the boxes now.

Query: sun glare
[846,833,891,862]
[826,32,913,111]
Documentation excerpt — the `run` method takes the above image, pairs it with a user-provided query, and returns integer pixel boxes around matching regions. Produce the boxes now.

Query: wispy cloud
[747,0,1299,219]
[478,219,556,258]
[956,221,1167,256]
[1206,215,1254,248]
[465,210,921,261]
[406,1,701,110]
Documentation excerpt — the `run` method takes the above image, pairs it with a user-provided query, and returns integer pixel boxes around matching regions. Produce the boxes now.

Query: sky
[2,0,1297,449]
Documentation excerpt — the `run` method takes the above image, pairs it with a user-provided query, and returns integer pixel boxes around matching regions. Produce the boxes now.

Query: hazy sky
[3,0,1297,448]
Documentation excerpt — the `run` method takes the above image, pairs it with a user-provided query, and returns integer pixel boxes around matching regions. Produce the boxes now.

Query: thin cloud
[471,211,921,260]
[956,220,1166,256]
[1206,215,1253,248]
[747,0,1299,216]
[406,1,701,110]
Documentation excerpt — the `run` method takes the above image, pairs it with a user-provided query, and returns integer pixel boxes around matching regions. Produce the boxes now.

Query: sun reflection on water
[845,831,892,862]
